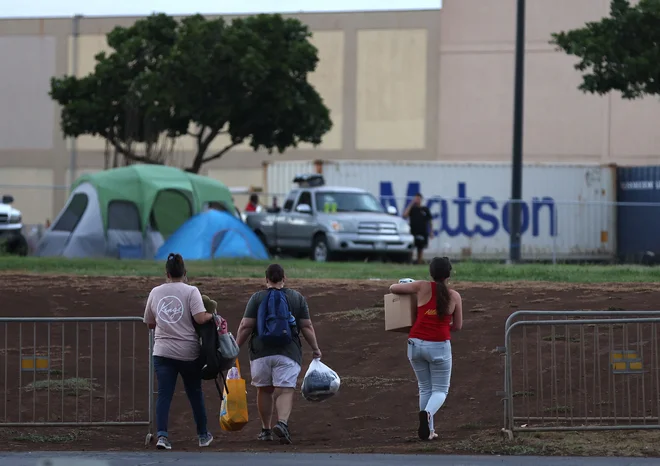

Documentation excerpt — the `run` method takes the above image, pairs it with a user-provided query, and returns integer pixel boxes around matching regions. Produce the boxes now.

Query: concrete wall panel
[0,36,56,150]
[67,34,110,76]
[610,95,660,160]
[356,29,427,150]
[0,168,54,224]
[439,0,609,48]
[438,52,514,159]
[523,52,605,159]
[298,31,345,150]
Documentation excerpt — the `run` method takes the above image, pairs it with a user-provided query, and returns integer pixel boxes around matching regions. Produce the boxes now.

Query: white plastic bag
[301,358,340,402]
[226,367,240,380]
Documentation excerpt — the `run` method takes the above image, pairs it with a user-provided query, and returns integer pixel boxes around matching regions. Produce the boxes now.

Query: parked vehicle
[265,161,617,262]
[245,174,415,262]
[0,195,28,256]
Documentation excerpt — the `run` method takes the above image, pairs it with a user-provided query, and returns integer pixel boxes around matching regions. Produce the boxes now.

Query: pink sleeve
[189,287,205,316]
[143,291,156,324]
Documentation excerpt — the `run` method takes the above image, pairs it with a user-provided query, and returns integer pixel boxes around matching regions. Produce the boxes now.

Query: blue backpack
[257,289,294,346]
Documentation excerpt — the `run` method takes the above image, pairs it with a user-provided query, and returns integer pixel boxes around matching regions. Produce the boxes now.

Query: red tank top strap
[418,281,436,312]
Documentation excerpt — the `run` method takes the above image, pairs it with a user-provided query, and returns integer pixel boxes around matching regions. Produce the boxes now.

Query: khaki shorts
[250,355,301,388]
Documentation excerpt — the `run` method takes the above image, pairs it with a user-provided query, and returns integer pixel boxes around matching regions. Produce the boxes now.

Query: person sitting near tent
[245,194,262,213]
[235,264,322,445]
[143,253,215,451]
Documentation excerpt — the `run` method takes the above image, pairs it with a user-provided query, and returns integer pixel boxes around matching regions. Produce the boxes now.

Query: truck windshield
[315,192,384,213]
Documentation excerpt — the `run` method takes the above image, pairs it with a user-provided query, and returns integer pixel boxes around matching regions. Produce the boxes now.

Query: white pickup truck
[245,174,415,262]
[0,195,28,256]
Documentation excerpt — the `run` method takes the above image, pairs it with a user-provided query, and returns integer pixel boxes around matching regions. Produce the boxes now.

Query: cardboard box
[384,293,417,332]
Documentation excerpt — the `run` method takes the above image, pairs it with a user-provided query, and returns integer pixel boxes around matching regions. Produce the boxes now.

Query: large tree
[551,0,660,100]
[50,13,332,172]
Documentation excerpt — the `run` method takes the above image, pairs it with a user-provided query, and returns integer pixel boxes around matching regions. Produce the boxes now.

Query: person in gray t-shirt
[236,264,322,445]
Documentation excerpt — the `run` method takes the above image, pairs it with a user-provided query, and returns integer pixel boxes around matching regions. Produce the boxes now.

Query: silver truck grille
[0,214,7,223]
[358,222,398,236]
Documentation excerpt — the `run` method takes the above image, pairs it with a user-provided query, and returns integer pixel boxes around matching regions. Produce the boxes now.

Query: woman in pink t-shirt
[143,253,214,451]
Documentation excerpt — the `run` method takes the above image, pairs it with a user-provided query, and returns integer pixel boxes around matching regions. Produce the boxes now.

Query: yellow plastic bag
[220,360,249,432]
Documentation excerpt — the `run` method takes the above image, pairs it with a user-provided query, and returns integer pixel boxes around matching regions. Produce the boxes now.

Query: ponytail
[166,253,186,279]
[435,280,451,317]
[429,256,452,318]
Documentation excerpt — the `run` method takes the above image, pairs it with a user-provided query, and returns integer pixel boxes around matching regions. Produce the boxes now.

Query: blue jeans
[407,338,452,432]
[153,355,208,439]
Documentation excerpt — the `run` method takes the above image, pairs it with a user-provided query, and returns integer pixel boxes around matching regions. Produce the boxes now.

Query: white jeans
[407,338,452,432]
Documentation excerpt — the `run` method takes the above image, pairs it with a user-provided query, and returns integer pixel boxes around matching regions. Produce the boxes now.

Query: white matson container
[265,160,617,261]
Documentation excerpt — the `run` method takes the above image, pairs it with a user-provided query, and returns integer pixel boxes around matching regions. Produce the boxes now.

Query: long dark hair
[429,257,452,317]
[166,253,186,280]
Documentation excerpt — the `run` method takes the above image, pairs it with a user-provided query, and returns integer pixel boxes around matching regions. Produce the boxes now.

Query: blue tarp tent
[155,210,269,261]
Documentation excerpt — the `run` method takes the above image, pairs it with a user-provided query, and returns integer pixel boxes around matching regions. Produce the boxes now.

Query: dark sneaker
[157,436,172,450]
[198,432,213,447]
[418,410,431,440]
[272,421,292,445]
[258,429,273,441]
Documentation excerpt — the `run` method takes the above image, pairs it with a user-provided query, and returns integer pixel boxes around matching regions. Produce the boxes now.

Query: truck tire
[256,231,276,256]
[311,235,332,263]
[255,231,268,247]
[4,233,28,256]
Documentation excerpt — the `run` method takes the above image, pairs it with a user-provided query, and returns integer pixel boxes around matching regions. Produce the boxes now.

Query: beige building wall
[1,2,660,223]
[356,29,428,150]
[438,0,660,163]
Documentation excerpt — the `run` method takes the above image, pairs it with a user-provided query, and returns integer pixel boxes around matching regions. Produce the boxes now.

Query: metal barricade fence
[500,311,660,439]
[0,317,154,444]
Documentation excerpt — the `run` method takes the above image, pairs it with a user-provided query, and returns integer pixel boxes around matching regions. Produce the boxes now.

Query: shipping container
[616,166,660,263]
[264,160,617,261]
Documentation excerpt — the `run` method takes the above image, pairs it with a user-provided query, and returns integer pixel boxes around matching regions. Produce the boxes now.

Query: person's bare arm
[189,288,214,325]
[236,318,256,348]
[299,318,322,359]
[426,208,434,239]
[389,281,423,295]
[451,292,463,331]
[236,293,260,347]
[193,312,214,325]
[402,202,414,219]
[143,292,156,330]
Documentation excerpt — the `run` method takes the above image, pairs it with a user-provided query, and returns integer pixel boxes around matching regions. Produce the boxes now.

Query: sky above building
[3,0,442,18]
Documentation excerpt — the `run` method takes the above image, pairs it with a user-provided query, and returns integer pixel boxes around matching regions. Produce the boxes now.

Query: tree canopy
[551,0,660,99]
[50,13,333,172]
[551,0,660,100]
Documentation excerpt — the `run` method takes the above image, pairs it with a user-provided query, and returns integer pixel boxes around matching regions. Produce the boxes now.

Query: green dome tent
[36,165,236,259]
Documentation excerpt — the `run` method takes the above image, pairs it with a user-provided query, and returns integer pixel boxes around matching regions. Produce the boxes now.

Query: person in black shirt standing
[403,193,434,264]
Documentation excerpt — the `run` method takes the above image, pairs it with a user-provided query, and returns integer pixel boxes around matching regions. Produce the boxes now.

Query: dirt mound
[1,275,659,454]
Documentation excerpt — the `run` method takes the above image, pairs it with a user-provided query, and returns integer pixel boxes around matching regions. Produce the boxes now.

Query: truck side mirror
[296,204,312,214]
[1,195,13,205]
[386,205,398,215]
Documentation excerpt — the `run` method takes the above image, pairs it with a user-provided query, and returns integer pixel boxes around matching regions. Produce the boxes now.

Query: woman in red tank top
[389,257,463,441]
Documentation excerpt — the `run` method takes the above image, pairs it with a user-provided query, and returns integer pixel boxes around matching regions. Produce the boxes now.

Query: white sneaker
[156,436,172,450]
[198,432,213,447]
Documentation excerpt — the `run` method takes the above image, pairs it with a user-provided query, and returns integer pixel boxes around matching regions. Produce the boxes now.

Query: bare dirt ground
[1,274,660,456]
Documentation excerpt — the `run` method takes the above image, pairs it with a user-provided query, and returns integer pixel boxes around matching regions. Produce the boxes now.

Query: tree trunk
[187,154,204,173]
[104,141,110,169]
